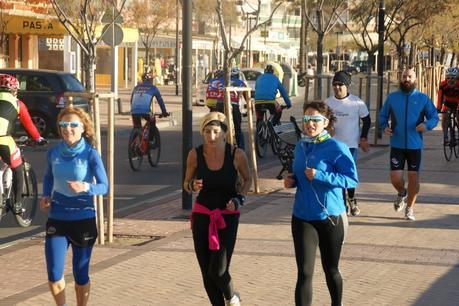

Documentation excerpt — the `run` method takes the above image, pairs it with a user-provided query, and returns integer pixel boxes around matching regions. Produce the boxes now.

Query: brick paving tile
[1,121,458,306]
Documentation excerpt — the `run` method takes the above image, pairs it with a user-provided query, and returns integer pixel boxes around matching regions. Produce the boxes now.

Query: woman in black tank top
[183,112,251,306]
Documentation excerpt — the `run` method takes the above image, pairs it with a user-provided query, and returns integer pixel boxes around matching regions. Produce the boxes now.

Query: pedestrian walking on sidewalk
[326,70,371,216]
[284,101,358,306]
[183,111,251,306]
[40,107,108,306]
[379,68,438,221]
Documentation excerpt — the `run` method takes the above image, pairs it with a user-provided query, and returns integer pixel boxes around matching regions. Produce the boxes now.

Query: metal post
[175,0,179,96]
[182,0,192,210]
[374,0,385,144]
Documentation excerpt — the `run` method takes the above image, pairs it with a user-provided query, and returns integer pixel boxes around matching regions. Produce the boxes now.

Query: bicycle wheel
[147,126,161,167]
[269,123,281,156]
[453,117,459,158]
[128,129,143,171]
[443,121,453,161]
[15,162,37,227]
[255,121,268,158]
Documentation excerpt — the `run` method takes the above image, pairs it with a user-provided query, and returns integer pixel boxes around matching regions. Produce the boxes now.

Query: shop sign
[5,16,67,35]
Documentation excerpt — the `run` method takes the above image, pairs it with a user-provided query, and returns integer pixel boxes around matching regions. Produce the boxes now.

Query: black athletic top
[196,143,238,210]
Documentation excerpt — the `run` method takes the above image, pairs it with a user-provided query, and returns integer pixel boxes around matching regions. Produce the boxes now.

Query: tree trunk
[83,51,96,92]
[145,47,150,69]
[315,32,325,99]
[440,47,446,65]
[450,51,456,67]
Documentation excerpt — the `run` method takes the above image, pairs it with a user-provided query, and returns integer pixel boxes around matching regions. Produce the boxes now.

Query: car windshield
[61,74,85,91]
[243,71,261,81]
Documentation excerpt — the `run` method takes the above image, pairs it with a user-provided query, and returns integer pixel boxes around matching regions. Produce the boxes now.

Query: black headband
[205,120,227,132]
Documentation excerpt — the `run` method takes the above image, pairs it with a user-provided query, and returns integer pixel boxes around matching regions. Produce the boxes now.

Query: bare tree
[127,0,174,70]
[50,0,127,92]
[215,0,282,86]
[386,1,448,69]
[344,0,402,75]
[303,0,348,95]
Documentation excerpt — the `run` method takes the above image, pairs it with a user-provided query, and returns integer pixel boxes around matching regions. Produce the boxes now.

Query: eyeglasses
[332,82,345,87]
[303,114,327,123]
[59,121,81,128]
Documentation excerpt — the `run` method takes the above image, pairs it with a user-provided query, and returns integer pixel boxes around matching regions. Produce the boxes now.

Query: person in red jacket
[0,74,45,214]
[437,67,459,137]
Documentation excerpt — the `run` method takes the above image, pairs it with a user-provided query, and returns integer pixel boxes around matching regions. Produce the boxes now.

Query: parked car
[241,67,264,98]
[0,69,90,137]
[195,69,249,115]
[344,60,369,74]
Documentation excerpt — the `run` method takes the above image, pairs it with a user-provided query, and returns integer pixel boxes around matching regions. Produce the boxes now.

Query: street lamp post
[375,0,385,142]
[175,0,179,96]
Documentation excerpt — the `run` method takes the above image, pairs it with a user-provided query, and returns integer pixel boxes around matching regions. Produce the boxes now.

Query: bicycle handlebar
[17,136,48,148]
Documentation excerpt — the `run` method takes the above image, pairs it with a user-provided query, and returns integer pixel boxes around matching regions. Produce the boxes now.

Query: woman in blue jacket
[284,101,358,306]
[40,107,108,306]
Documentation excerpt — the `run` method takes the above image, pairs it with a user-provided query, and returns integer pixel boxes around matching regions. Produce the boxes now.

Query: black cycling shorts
[46,218,98,248]
[390,148,422,171]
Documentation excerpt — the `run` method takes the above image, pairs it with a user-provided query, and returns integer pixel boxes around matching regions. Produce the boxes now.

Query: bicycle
[0,137,44,227]
[441,108,459,161]
[255,104,287,158]
[128,112,170,171]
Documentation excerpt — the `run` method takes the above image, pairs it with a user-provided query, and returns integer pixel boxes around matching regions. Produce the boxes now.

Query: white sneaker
[394,191,407,212]
[226,292,241,306]
[405,207,415,221]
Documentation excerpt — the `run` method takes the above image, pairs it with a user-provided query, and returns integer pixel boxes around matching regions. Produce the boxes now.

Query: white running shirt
[326,94,369,149]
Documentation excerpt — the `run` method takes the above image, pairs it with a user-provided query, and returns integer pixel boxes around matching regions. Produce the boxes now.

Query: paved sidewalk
[1,123,459,305]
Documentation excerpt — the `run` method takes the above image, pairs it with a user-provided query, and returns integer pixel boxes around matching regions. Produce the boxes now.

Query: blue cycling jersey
[254,73,291,107]
[131,81,167,115]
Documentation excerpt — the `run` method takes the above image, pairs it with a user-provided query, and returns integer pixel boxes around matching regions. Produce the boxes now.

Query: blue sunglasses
[59,121,81,128]
[303,114,327,123]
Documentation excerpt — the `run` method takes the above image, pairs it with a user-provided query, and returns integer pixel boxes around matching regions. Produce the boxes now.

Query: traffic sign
[101,23,124,46]
[101,9,124,24]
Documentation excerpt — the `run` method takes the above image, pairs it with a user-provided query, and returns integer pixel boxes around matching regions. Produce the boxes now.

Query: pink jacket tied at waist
[192,202,239,250]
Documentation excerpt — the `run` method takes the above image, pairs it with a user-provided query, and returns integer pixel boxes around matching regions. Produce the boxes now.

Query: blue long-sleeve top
[292,138,358,221]
[43,138,108,221]
[254,73,292,107]
[379,89,439,149]
[130,81,167,115]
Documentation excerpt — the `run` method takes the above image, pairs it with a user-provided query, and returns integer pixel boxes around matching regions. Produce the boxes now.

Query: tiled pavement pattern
[1,111,458,305]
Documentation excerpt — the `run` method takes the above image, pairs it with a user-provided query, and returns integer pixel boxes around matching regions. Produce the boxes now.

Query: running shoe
[394,190,407,212]
[226,292,241,306]
[405,207,415,221]
[348,198,360,216]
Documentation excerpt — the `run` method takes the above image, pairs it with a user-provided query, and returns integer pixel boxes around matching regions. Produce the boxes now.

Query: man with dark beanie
[326,70,371,216]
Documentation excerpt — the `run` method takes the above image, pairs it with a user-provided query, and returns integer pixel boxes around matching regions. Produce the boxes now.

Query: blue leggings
[45,236,94,285]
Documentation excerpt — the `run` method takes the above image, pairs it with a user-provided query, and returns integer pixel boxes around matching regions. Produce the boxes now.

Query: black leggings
[291,215,344,306]
[192,213,239,306]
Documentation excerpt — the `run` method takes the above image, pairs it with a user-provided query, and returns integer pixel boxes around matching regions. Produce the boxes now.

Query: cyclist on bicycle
[130,72,169,141]
[437,67,459,138]
[0,74,45,214]
[254,64,292,126]
[215,67,247,150]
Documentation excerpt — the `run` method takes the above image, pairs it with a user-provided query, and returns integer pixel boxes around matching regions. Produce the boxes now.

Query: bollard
[117,97,123,114]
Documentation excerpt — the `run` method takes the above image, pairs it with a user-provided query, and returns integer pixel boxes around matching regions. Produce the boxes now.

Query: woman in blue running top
[284,101,358,306]
[40,107,108,306]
